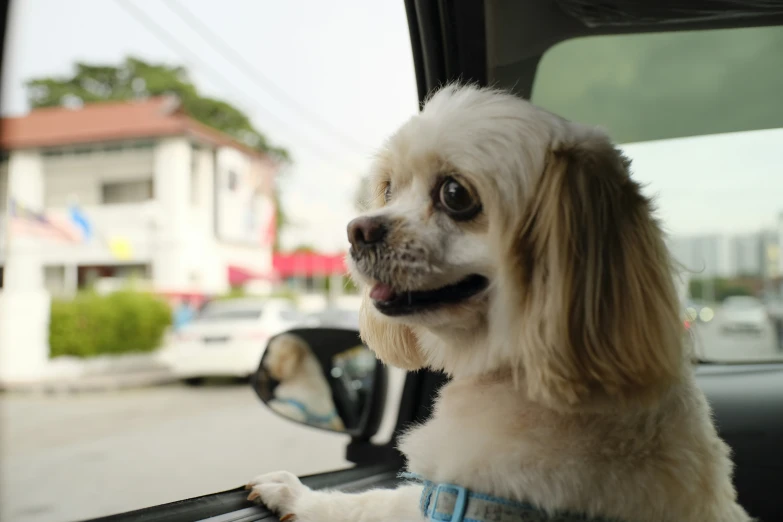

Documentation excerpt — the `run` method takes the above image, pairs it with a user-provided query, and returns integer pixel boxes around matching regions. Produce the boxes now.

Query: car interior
[2,1,781,521]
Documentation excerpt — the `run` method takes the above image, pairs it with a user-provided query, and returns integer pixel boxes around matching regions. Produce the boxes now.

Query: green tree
[26,56,291,248]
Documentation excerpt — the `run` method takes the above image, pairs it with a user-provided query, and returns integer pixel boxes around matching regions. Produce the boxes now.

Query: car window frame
[5,1,781,520]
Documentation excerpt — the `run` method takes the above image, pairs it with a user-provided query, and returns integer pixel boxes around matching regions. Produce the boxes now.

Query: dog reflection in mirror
[247,85,750,522]
[263,333,345,432]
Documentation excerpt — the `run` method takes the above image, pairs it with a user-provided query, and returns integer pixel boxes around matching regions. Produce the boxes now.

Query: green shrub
[215,287,298,303]
[49,291,172,358]
[688,277,755,303]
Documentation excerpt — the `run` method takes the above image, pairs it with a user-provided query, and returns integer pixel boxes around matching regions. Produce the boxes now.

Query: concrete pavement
[690,307,781,360]
[1,384,352,522]
[1,368,407,522]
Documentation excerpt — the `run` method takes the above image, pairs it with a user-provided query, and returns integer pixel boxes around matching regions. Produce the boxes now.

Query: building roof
[0,96,268,159]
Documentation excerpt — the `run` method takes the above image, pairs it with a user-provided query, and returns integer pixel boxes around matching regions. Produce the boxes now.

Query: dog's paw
[245,470,308,518]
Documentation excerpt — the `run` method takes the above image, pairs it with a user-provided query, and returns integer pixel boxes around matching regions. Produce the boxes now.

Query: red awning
[272,253,347,278]
[227,265,277,286]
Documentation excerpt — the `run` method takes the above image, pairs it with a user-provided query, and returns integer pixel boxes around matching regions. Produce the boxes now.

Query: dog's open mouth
[370,274,489,316]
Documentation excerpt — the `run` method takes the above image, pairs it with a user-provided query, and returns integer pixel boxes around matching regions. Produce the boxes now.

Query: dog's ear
[505,131,683,408]
[359,290,426,370]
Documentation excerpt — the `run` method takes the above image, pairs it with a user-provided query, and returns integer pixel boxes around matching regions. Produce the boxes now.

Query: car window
[0,2,415,521]
[532,26,783,363]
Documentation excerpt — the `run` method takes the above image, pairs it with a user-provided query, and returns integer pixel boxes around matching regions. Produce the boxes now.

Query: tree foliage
[26,56,291,248]
[27,57,289,160]
[689,277,755,302]
[50,290,172,358]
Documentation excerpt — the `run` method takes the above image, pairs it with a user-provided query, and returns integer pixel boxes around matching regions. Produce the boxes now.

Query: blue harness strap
[276,397,338,426]
[400,473,621,522]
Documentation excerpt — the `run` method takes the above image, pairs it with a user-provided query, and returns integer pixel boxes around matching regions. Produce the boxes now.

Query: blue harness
[276,397,339,426]
[400,473,621,522]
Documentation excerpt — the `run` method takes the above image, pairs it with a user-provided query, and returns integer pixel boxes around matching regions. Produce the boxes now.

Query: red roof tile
[0,96,267,159]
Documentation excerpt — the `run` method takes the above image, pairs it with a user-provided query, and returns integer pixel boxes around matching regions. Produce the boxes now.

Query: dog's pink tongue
[370,283,396,301]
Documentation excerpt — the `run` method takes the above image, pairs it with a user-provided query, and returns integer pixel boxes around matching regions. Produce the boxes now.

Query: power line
[113,0,362,170]
[162,0,373,154]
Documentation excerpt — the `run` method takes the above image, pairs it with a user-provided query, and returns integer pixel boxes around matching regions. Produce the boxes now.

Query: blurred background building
[667,222,782,300]
[0,96,278,298]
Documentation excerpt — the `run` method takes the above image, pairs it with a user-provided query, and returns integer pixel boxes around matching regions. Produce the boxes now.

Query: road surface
[1,369,406,522]
[690,305,781,360]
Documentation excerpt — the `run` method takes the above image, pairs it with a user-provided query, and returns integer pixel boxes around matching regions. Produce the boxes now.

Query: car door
[5,2,783,522]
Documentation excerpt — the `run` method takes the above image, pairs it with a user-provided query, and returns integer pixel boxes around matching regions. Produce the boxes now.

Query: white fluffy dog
[264,333,345,432]
[247,85,750,522]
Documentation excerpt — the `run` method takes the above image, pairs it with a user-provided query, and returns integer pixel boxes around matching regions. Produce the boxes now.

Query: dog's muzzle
[347,216,488,316]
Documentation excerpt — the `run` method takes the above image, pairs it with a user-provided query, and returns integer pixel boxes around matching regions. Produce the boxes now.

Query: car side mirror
[251,327,387,437]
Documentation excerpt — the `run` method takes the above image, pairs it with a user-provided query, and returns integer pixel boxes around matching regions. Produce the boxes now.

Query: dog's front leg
[247,471,425,522]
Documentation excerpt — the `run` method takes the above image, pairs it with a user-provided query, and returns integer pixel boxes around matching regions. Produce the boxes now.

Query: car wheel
[182,377,206,387]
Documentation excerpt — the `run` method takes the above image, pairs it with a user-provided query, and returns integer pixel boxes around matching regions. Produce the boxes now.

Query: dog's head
[348,84,684,408]
[264,333,309,382]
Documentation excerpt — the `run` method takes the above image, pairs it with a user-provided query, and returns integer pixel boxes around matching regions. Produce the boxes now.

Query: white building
[668,231,770,280]
[0,96,278,298]
[0,97,277,384]
[667,234,734,278]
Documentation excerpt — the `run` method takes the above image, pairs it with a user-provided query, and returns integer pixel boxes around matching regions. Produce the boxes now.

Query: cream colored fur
[264,333,345,432]
[247,85,751,522]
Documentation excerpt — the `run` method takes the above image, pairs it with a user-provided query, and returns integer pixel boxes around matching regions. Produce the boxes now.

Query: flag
[68,205,92,242]
[7,198,81,243]
[108,236,133,260]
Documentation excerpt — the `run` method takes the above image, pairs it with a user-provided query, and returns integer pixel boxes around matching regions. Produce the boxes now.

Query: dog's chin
[368,274,490,318]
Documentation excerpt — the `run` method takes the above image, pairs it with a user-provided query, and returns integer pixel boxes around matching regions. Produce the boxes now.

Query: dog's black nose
[347,217,387,248]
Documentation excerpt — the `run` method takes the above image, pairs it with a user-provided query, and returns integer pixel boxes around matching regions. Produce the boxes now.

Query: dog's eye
[438,177,480,220]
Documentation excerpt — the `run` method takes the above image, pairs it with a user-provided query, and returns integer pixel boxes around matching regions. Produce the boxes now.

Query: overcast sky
[3,0,780,252]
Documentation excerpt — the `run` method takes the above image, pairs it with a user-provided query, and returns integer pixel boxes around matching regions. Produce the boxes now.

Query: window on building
[133,140,154,150]
[102,143,125,153]
[101,179,154,204]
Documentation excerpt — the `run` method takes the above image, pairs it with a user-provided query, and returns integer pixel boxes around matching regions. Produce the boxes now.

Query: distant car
[302,308,360,330]
[720,296,768,335]
[159,297,303,383]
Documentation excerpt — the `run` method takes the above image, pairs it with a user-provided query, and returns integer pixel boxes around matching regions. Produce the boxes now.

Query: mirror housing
[251,327,387,439]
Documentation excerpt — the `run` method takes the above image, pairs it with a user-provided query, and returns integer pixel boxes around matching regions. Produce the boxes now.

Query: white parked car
[301,308,360,330]
[159,297,303,383]
[720,296,769,335]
